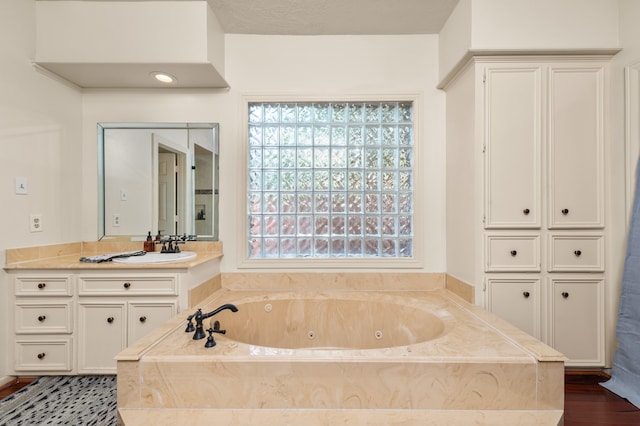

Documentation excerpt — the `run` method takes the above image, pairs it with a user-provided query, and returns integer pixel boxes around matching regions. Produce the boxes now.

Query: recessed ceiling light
[150,72,177,84]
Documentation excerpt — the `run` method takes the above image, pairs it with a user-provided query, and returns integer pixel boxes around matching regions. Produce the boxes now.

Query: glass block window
[247,101,413,258]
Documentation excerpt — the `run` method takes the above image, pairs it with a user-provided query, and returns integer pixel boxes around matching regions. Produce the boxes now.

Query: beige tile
[117,278,564,422]
[119,408,563,426]
[188,275,222,308]
[445,273,474,303]
[222,272,444,291]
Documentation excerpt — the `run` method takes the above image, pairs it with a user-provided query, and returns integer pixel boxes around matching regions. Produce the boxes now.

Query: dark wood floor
[2,373,640,424]
[565,371,640,425]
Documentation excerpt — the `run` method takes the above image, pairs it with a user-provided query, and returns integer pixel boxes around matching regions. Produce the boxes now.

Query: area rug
[0,376,117,425]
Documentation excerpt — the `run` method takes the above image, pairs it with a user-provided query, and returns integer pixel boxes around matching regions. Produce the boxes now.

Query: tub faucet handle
[205,328,217,348]
[185,317,195,333]
[204,324,228,348]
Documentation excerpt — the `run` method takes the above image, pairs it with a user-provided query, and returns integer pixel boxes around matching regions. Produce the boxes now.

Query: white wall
[82,34,447,273]
[0,0,83,382]
[439,0,620,81]
[444,65,479,286]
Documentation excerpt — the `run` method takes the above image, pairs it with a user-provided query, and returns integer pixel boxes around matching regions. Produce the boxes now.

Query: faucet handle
[204,328,217,348]
[185,317,195,333]
[212,320,226,334]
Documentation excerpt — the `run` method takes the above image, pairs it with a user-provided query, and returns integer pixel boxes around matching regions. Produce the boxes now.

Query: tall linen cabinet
[444,55,612,367]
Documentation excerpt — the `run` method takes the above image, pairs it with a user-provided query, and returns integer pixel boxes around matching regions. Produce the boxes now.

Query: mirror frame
[97,122,219,241]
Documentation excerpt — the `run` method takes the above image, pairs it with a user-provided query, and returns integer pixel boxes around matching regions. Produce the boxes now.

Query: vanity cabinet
[12,275,75,373]
[445,55,611,367]
[8,269,202,375]
[77,274,178,373]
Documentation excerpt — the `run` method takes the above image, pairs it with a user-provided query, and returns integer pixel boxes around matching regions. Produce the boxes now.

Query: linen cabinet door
[484,66,541,229]
[78,302,126,373]
[486,278,540,338]
[550,278,604,366]
[548,65,605,229]
[128,301,177,345]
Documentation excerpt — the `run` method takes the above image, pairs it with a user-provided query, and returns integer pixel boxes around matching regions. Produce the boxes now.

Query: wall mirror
[98,122,219,241]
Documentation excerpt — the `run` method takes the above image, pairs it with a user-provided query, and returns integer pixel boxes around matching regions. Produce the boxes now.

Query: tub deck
[116,288,566,425]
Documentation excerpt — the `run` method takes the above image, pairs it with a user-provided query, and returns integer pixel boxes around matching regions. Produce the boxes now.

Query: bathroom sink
[112,251,197,264]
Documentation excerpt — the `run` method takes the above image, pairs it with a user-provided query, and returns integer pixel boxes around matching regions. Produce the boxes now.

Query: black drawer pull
[523,208,530,215]
[574,250,582,257]
[38,315,46,322]
[562,292,569,299]
[37,352,46,360]
[37,282,46,289]
[139,316,147,323]
[523,291,530,298]
[123,282,131,289]
[510,250,518,257]
[107,317,114,324]
[561,208,569,215]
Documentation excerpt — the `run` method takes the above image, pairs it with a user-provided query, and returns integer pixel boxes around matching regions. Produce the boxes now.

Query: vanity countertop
[3,241,222,270]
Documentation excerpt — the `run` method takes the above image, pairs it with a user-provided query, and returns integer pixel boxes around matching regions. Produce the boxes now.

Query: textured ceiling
[40,0,460,35]
[208,0,460,35]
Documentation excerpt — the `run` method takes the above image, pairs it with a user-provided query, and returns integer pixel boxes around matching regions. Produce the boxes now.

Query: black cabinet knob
[139,316,147,323]
[523,208,530,215]
[123,282,131,289]
[561,208,569,215]
[562,292,569,299]
[574,250,582,257]
[37,282,46,289]
[38,315,46,322]
[510,250,518,257]
[523,291,530,298]
[37,353,46,360]
[107,317,114,324]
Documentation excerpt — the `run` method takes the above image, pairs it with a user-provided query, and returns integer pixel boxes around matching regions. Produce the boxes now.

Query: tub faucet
[185,304,238,340]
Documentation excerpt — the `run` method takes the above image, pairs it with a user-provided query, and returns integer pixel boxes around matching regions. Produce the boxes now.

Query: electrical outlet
[112,214,121,227]
[30,214,43,232]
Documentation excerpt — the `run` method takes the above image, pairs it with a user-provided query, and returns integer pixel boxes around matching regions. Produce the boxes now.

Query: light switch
[15,177,28,195]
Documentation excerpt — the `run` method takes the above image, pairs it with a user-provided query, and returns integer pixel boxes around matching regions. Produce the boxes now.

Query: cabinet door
[548,65,605,228]
[484,66,541,228]
[486,278,540,338]
[550,278,604,366]
[128,301,177,345]
[78,302,126,373]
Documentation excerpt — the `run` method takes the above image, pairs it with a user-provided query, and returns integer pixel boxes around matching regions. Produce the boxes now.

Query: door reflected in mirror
[98,123,219,241]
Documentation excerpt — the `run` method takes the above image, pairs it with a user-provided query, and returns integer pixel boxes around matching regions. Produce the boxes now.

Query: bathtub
[117,286,566,425]
[218,292,453,350]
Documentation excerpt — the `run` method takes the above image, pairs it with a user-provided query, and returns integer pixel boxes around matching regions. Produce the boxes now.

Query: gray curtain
[601,158,640,408]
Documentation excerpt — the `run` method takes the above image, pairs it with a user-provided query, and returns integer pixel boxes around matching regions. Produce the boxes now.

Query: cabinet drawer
[14,338,73,372]
[15,301,73,334]
[78,275,178,296]
[485,235,540,272]
[14,275,73,297]
[548,234,604,272]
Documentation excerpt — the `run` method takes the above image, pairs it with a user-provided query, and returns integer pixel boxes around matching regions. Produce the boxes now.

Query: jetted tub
[218,293,452,350]
[117,287,566,425]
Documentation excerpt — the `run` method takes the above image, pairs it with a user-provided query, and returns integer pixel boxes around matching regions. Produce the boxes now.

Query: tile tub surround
[116,285,566,424]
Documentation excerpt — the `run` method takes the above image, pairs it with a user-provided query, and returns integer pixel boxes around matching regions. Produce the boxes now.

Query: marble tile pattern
[118,408,564,425]
[117,283,566,423]
[3,241,222,270]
